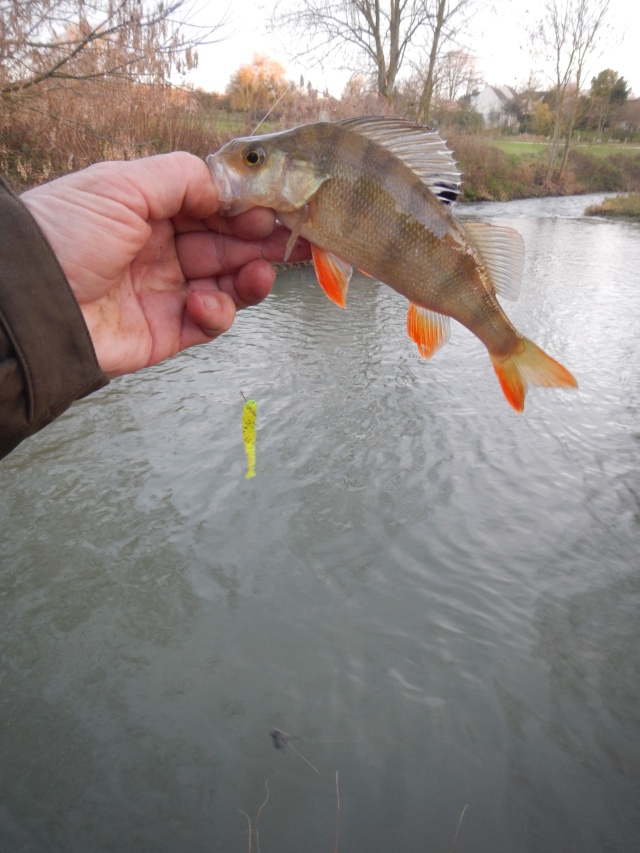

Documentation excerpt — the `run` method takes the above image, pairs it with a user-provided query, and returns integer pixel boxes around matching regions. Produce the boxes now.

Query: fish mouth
[206,152,249,216]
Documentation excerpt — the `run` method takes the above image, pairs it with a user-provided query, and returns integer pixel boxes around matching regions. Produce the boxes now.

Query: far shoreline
[584,193,640,220]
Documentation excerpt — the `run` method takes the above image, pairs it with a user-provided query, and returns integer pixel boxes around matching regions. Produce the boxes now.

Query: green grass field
[493,138,639,160]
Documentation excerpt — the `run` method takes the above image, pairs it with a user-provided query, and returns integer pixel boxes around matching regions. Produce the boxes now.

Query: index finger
[201,207,277,240]
[177,226,310,279]
[177,206,278,239]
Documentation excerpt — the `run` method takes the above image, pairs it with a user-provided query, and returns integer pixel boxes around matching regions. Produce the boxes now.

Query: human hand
[21,152,309,378]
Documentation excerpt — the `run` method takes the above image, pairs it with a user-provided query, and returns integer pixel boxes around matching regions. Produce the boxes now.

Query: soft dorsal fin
[464,222,525,301]
[338,116,462,206]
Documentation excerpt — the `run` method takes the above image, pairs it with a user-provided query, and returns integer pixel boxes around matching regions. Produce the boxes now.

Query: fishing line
[230,315,248,402]
[214,219,257,477]
[250,81,294,136]
[229,286,258,479]
[214,221,246,396]
[234,87,296,476]
[219,85,295,477]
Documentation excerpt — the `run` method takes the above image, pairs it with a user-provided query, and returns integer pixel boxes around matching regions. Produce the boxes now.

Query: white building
[470,85,517,128]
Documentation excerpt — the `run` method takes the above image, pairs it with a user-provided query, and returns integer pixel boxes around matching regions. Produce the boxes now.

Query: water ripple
[1,200,640,852]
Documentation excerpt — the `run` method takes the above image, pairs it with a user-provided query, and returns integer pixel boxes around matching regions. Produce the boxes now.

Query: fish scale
[291,138,505,351]
[207,117,577,412]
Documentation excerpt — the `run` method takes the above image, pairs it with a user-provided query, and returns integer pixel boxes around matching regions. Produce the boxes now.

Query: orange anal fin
[491,337,578,413]
[407,303,451,359]
[311,244,352,308]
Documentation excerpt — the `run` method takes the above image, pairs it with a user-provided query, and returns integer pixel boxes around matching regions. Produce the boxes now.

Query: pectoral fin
[284,206,309,262]
[407,303,451,359]
[311,245,353,308]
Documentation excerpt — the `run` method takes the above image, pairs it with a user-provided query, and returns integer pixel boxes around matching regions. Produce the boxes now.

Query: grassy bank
[584,192,640,219]
[452,136,640,202]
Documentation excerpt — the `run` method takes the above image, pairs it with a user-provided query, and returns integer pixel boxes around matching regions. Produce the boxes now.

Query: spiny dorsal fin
[464,222,525,301]
[338,116,462,206]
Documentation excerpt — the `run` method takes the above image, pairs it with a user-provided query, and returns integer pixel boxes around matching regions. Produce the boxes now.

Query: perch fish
[207,117,577,411]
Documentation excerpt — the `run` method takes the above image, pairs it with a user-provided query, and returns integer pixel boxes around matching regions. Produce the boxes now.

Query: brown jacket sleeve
[0,177,108,460]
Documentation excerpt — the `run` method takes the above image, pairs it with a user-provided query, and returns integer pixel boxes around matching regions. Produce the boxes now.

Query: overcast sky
[185,0,639,98]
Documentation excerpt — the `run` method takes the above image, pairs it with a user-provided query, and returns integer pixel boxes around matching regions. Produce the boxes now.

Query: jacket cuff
[0,177,108,458]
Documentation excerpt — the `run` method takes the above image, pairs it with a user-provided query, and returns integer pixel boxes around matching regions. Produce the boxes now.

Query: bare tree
[531,0,611,186]
[1,1,231,185]
[415,0,475,124]
[272,0,475,106]
[434,49,479,103]
[0,0,228,98]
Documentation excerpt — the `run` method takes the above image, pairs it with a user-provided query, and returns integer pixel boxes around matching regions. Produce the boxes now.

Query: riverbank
[584,192,640,219]
[5,107,640,202]
[450,136,640,202]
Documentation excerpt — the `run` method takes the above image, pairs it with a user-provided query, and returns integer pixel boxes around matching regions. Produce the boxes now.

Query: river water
[1,194,639,852]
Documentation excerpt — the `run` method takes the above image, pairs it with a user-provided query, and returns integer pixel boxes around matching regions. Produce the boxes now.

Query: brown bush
[0,79,224,189]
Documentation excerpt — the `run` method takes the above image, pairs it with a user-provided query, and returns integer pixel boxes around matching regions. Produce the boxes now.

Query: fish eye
[243,146,265,167]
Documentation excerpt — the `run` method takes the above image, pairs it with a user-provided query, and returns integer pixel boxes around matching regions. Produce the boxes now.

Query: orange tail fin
[490,338,577,413]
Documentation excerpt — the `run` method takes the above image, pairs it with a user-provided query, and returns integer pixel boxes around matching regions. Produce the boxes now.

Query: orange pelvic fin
[407,303,451,359]
[311,244,353,308]
[490,337,578,413]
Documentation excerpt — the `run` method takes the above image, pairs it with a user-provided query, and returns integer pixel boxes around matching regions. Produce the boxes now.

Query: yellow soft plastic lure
[242,399,257,479]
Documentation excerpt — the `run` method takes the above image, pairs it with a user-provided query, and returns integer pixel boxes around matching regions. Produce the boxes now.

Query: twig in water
[239,779,270,853]
[269,728,320,775]
[269,728,291,751]
[448,803,468,853]
[334,770,340,853]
